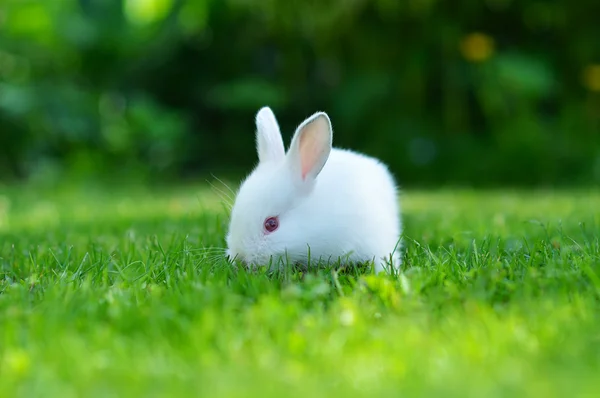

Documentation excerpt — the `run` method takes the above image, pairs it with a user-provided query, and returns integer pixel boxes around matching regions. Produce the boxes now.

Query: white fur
[226,107,402,273]
[255,107,285,163]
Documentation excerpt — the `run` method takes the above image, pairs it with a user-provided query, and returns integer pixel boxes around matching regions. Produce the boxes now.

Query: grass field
[1,184,599,397]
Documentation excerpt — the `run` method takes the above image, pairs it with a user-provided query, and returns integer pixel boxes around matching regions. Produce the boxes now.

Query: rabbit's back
[300,148,402,268]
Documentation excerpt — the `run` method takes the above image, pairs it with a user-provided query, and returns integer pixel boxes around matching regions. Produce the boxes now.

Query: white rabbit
[225,106,402,273]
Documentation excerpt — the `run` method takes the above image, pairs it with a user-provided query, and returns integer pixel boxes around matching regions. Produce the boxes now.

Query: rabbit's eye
[264,216,279,233]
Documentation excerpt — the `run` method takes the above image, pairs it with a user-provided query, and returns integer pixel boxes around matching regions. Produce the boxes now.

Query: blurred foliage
[0,0,599,186]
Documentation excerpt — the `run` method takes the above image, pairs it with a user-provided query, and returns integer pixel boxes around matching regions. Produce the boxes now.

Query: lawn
[1,184,599,397]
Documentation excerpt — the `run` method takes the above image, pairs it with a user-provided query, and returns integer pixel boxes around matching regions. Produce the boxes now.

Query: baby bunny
[226,107,402,273]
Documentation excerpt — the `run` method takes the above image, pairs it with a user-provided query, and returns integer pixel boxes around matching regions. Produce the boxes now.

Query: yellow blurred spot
[582,64,600,92]
[339,308,355,326]
[2,349,31,377]
[460,32,495,63]
[123,0,173,25]
[338,298,358,326]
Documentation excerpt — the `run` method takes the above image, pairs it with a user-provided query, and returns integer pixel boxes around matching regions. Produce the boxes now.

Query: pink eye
[264,216,279,233]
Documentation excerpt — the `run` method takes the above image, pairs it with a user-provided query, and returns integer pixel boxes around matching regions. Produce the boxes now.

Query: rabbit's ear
[256,107,285,164]
[286,112,332,184]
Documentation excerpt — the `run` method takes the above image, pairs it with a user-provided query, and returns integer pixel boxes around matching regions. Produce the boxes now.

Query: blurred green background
[1,0,599,187]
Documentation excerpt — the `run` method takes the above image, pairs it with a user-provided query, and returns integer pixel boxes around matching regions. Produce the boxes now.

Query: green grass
[1,184,600,397]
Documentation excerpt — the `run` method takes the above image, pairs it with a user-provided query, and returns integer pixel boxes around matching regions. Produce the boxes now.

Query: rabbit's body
[226,107,402,273]
[284,148,401,268]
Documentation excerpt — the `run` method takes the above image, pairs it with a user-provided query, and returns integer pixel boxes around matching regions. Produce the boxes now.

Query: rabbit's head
[226,107,332,267]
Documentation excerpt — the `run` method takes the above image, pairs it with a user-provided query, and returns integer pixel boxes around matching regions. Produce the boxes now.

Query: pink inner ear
[299,120,328,180]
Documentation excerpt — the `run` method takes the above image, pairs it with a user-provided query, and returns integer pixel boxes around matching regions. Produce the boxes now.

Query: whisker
[183,247,227,254]
[211,183,233,204]
[211,173,237,197]
[176,248,227,257]
[203,250,228,257]
[206,176,234,202]
[202,253,229,264]
[209,254,229,262]
[207,181,234,210]
[205,177,233,202]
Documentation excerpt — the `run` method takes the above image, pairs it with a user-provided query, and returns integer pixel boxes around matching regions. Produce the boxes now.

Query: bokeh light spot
[582,64,600,92]
[460,32,495,63]
[123,0,173,25]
